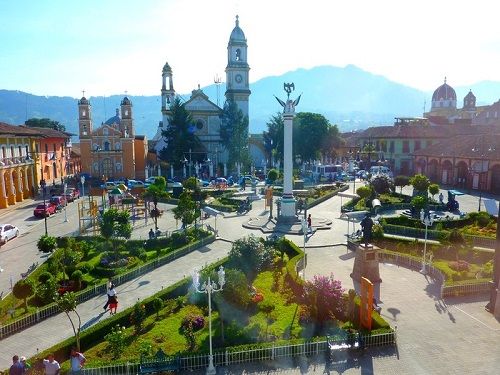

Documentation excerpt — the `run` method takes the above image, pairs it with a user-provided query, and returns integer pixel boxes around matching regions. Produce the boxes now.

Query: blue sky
[1,0,500,97]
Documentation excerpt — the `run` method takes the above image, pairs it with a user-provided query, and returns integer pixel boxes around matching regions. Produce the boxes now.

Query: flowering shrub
[181,313,205,331]
[449,260,470,272]
[105,325,127,359]
[252,293,264,303]
[303,274,344,327]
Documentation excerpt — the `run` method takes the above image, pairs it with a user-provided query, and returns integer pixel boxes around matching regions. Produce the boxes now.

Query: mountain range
[1,64,500,139]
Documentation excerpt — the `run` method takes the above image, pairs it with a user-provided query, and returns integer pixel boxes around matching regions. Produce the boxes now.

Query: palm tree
[143,177,170,231]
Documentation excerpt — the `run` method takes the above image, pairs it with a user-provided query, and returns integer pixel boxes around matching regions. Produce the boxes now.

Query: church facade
[153,16,250,172]
[78,96,147,180]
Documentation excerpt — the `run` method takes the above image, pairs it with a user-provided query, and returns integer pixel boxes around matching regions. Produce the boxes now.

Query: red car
[33,203,56,218]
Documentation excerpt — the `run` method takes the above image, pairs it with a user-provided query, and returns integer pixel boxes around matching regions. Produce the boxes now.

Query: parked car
[128,180,145,189]
[49,196,66,210]
[238,175,260,186]
[33,203,56,218]
[197,178,210,187]
[0,224,19,244]
[144,176,157,187]
[100,181,116,190]
[64,188,79,202]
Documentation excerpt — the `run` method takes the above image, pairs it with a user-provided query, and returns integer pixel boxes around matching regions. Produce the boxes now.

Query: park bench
[139,349,180,374]
[20,262,38,279]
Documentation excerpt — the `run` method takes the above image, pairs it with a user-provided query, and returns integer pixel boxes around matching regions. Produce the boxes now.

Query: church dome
[121,96,132,106]
[432,78,456,101]
[229,15,246,42]
[105,108,121,125]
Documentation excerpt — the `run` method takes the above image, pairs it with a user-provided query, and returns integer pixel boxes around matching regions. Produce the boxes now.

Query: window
[18,146,22,157]
[414,140,421,151]
[402,141,410,153]
[196,119,204,130]
[93,162,99,172]
[114,142,121,150]
[53,163,57,178]
[10,146,14,158]
[2,147,5,158]
[104,141,110,151]
[235,48,241,61]
[103,128,109,136]
[389,141,395,153]
[25,145,29,155]
[82,110,86,117]
[124,110,128,116]
[116,163,122,172]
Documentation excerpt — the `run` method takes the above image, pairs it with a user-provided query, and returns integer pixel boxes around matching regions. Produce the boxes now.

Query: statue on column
[360,214,374,247]
[274,83,301,115]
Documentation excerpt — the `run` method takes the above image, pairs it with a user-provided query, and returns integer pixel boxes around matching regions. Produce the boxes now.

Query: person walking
[307,213,312,234]
[43,354,60,375]
[103,279,115,311]
[108,293,118,315]
[69,348,85,374]
[9,356,24,375]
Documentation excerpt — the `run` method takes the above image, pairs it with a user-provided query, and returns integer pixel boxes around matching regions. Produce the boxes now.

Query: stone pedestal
[350,244,382,302]
[280,197,297,220]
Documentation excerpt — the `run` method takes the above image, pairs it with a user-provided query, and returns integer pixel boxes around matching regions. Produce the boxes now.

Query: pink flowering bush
[303,274,344,327]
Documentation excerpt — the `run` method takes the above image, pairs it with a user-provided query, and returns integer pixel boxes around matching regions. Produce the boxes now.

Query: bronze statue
[360,214,374,246]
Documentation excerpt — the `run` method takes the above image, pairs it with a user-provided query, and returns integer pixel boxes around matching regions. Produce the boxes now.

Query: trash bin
[172,183,183,199]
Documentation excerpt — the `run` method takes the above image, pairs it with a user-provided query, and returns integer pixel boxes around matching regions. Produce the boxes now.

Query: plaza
[0,182,498,374]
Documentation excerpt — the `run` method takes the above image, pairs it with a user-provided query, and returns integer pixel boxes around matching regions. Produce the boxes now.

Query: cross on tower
[82,89,85,97]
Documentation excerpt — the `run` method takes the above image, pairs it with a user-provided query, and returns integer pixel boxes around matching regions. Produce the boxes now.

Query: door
[442,170,448,184]
[472,173,479,189]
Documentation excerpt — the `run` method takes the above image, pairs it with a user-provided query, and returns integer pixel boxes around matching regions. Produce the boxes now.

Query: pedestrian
[307,213,312,234]
[103,279,115,311]
[43,354,60,375]
[69,348,86,374]
[439,192,444,204]
[19,356,30,373]
[149,228,155,240]
[108,293,118,315]
[9,355,24,375]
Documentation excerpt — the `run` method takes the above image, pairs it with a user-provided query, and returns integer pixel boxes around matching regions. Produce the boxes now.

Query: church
[152,16,251,174]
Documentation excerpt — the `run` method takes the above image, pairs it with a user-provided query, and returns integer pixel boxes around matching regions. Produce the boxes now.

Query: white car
[0,224,19,244]
[128,180,145,188]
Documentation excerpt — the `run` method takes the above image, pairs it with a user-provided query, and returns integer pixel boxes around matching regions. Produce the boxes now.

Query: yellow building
[0,123,38,208]
[78,96,147,180]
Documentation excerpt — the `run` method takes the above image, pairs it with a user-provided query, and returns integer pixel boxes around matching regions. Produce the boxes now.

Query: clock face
[235,74,243,83]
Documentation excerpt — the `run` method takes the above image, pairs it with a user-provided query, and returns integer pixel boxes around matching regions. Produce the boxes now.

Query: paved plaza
[0,183,499,373]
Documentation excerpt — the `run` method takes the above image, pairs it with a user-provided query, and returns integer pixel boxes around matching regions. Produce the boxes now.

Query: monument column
[275,83,301,221]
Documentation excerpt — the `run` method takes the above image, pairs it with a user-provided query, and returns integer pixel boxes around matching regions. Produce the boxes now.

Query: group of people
[9,348,85,375]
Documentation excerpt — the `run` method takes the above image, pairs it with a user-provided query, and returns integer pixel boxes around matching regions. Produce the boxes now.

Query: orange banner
[360,277,374,331]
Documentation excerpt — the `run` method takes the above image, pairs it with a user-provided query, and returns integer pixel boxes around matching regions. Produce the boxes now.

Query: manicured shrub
[38,271,53,284]
[130,303,146,333]
[71,270,83,291]
[37,235,57,253]
[449,260,470,272]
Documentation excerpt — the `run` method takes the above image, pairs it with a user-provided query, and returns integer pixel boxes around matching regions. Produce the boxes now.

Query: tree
[71,270,83,291]
[227,235,276,279]
[410,174,430,194]
[356,185,373,206]
[264,113,284,164]
[13,279,33,313]
[370,174,394,195]
[160,97,204,169]
[428,183,440,201]
[25,118,66,132]
[152,297,164,320]
[267,169,279,184]
[55,292,82,350]
[220,100,250,169]
[130,302,146,333]
[411,195,427,212]
[394,175,410,194]
[143,177,170,231]
[172,192,198,230]
[37,235,57,253]
[100,208,132,240]
[303,274,344,332]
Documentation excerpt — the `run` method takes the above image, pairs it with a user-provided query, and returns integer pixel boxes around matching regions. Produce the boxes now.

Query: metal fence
[81,331,397,374]
[464,234,496,249]
[0,235,215,340]
[442,281,491,298]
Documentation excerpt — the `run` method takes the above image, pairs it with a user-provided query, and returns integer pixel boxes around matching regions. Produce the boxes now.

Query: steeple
[78,94,92,138]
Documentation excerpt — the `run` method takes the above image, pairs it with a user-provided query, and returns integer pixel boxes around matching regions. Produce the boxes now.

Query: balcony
[0,157,35,167]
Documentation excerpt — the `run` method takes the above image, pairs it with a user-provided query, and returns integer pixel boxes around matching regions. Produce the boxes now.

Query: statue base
[350,243,382,303]
[280,197,297,220]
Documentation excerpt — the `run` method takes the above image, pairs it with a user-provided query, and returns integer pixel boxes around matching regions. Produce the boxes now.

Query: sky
[1,0,500,98]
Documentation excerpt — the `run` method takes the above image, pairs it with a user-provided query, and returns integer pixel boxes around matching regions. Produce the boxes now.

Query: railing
[442,281,492,298]
[382,224,444,241]
[0,156,35,166]
[81,331,397,374]
[464,234,496,249]
[0,235,215,340]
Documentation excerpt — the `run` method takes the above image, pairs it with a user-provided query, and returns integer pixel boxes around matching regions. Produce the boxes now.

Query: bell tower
[225,15,251,119]
[78,94,92,138]
[161,62,176,128]
[120,96,133,137]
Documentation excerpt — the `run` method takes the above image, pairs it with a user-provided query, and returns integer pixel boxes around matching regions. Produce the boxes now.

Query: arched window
[103,128,109,136]
[116,163,122,172]
[235,48,241,61]
[115,142,121,150]
[93,162,99,172]
[104,141,110,151]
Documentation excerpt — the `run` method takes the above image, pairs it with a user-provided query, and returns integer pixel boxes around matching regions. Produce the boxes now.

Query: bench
[139,349,180,374]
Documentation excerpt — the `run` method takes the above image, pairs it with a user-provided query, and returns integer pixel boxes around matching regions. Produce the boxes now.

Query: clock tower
[225,15,250,119]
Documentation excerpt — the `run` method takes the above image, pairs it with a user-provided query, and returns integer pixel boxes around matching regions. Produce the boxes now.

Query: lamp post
[301,218,307,279]
[348,148,358,194]
[192,266,225,375]
[40,179,48,236]
[420,208,434,275]
[472,140,495,212]
[80,175,86,198]
[63,182,68,223]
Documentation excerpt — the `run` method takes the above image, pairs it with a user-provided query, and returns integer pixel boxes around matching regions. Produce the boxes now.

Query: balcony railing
[0,156,35,166]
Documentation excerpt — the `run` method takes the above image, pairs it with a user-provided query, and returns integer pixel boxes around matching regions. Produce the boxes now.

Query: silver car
[0,224,19,245]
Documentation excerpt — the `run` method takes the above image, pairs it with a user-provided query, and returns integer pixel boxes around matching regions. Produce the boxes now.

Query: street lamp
[80,175,86,198]
[192,266,225,375]
[420,208,434,275]
[40,179,48,236]
[301,218,307,279]
[348,148,358,194]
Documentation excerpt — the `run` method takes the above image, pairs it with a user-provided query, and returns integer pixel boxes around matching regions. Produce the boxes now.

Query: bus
[311,164,344,181]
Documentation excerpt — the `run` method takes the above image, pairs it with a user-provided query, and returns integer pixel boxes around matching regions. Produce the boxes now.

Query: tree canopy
[160,97,204,169]
[220,100,250,168]
[25,118,66,132]
[99,208,132,240]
